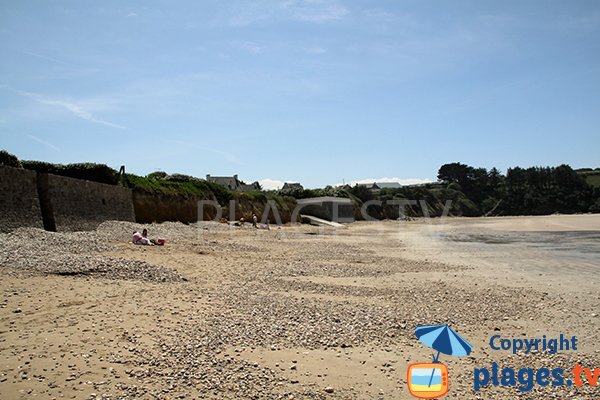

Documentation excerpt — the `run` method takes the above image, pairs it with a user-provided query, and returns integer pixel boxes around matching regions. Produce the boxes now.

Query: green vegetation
[330,163,599,218]
[21,160,119,185]
[0,150,22,168]
[1,152,292,213]
[125,172,234,203]
[275,185,349,200]
[576,168,600,188]
[4,149,598,217]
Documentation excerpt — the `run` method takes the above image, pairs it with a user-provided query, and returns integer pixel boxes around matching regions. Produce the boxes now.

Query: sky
[1,1,599,189]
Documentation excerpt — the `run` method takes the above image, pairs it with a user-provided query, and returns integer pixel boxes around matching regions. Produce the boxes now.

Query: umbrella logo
[407,324,473,399]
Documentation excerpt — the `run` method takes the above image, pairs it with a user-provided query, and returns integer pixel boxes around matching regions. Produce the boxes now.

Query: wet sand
[1,215,598,399]
[394,214,600,293]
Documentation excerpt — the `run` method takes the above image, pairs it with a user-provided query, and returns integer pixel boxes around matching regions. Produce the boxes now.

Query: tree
[349,185,373,203]
[437,162,473,185]
[0,150,21,168]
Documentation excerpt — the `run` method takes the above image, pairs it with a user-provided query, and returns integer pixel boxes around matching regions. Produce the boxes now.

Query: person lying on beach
[133,230,153,245]
[141,228,166,245]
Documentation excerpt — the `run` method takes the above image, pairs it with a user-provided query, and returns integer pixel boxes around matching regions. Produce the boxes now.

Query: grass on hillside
[584,174,600,188]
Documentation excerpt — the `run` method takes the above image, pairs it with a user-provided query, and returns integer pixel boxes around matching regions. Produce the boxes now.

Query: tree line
[435,162,599,215]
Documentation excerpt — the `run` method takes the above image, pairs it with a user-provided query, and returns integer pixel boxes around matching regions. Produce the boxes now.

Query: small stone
[324,386,334,393]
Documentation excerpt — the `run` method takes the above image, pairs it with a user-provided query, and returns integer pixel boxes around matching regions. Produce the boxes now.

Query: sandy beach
[1,215,599,399]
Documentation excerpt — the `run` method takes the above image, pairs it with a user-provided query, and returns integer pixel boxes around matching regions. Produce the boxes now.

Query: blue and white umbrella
[415,324,473,360]
[415,324,473,387]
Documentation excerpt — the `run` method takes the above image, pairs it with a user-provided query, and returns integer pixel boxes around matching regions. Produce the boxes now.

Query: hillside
[0,150,297,224]
[576,168,600,188]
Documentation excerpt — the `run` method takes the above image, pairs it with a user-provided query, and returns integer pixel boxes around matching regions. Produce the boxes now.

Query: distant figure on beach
[141,228,165,245]
[252,213,258,228]
[133,230,152,245]
[142,228,155,245]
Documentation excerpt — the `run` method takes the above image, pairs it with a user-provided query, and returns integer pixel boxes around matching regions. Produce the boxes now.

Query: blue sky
[1,1,599,189]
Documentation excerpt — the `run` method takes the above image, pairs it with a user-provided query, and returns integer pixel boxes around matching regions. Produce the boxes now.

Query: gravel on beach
[0,219,598,399]
[0,224,186,282]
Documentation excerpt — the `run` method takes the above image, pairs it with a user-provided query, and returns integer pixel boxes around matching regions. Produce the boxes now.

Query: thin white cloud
[336,177,433,186]
[207,148,244,166]
[226,0,349,26]
[283,0,349,22]
[27,134,60,151]
[236,41,264,54]
[302,46,327,54]
[19,50,71,66]
[164,139,244,166]
[17,90,125,129]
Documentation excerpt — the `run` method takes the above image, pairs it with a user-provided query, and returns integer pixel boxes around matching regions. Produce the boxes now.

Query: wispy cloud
[17,90,125,129]
[284,0,349,23]
[236,41,264,54]
[207,148,244,165]
[165,139,244,166]
[302,46,327,54]
[27,134,60,151]
[19,50,71,66]
[226,0,349,26]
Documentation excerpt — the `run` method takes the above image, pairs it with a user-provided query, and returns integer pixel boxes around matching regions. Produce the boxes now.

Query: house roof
[210,176,235,182]
[376,182,402,189]
[240,182,260,191]
[356,182,380,189]
[282,182,303,189]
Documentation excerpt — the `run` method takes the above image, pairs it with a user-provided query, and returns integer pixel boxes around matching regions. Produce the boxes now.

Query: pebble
[0,225,186,283]
[1,220,595,399]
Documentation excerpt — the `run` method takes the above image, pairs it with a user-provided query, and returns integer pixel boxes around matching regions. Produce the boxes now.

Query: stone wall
[296,197,355,223]
[133,192,203,224]
[133,192,297,224]
[1,165,298,231]
[0,166,44,232]
[39,173,135,231]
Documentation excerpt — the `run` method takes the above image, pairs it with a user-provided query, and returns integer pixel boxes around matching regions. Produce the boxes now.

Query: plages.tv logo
[407,324,473,399]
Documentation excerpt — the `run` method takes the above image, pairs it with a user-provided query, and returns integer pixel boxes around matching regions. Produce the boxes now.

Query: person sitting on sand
[141,228,165,245]
[133,230,153,245]
[142,228,151,241]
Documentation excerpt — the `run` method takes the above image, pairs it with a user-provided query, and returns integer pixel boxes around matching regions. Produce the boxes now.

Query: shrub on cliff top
[0,150,22,168]
[126,173,236,204]
[21,161,118,185]
[146,171,168,180]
